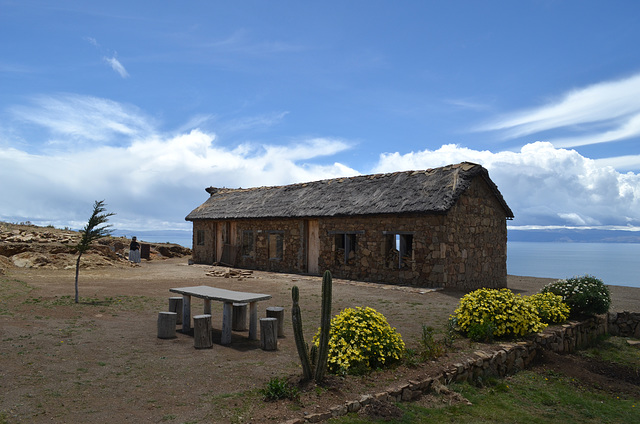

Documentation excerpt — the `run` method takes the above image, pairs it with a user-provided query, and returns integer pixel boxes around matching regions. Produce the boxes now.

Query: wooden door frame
[305,219,320,275]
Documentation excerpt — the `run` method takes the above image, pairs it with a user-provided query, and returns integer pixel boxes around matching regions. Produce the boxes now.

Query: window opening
[241,230,254,257]
[268,232,284,260]
[196,229,205,246]
[385,232,413,269]
[335,233,356,265]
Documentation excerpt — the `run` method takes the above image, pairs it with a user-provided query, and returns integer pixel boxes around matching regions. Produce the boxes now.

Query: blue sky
[2,0,640,237]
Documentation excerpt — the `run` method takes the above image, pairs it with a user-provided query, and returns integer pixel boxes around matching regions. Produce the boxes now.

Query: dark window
[384,232,414,269]
[335,233,357,265]
[196,229,205,246]
[268,232,283,260]
[241,230,254,257]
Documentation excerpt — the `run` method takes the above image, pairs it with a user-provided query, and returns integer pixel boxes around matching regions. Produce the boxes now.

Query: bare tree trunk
[75,253,82,303]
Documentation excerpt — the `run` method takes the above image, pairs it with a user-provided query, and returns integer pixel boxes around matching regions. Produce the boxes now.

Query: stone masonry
[191,177,508,290]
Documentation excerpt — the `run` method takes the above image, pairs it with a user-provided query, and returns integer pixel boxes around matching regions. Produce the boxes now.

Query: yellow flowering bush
[527,292,570,324]
[314,306,405,375]
[453,288,547,338]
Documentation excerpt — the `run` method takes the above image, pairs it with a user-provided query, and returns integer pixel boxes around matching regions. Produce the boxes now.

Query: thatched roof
[185,162,514,221]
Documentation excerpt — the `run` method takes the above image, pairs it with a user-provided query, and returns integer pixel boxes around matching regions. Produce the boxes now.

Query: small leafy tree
[74,200,115,303]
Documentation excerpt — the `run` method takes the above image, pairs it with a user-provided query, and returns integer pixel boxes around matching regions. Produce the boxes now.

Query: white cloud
[84,38,129,78]
[373,141,640,229]
[445,98,491,111]
[478,73,640,147]
[0,129,357,229]
[10,94,152,146]
[594,154,640,170]
[85,37,98,47]
[103,56,130,78]
[4,93,640,235]
[0,95,356,230]
[204,29,305,56]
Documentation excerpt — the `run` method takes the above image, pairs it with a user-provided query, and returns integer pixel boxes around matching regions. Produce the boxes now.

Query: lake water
[508,241,640,288]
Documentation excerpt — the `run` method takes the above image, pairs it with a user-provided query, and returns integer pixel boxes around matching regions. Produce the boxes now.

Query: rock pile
[205,267,254,279]
[0,222,191,271]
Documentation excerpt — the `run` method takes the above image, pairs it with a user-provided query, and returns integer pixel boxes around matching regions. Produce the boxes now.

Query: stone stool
[157,311,177,339]
[193,314,213,349]
[168,297,183,325]
[260,317,278,351]
[266,306,285,338]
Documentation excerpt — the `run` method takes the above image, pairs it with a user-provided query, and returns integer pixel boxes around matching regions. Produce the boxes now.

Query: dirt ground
[1,256,639,423]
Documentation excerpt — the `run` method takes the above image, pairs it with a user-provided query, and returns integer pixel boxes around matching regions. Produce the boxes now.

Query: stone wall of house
[191,220,215,264]
[443,177,509,289]
[232,218,307,274]
[192,218,308,271]
[317,178,509,289]
[317,214,445,286]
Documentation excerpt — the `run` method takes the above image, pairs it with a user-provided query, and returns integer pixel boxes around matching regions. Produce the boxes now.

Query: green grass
[330,372,639,423]
[329,336,640,424]
[580,336,640,372]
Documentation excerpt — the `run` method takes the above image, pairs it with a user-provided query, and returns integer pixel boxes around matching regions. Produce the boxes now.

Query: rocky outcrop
[0,222,191,270]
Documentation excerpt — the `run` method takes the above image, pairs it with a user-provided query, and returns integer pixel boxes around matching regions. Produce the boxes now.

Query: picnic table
[169,285,272,345]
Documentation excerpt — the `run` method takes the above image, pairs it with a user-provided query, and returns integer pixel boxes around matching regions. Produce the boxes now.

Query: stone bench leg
[232,303,248,331]
[181,294,191,333]
[193,314,213,349]
[168,297,183,325]
[266,307,285,338]
[249,302,259,341]
[221,302,233,345]
[157,312,177,339]
[260,317,278,351]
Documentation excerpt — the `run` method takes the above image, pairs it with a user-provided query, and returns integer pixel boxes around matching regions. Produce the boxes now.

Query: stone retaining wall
[284,312,637,424]
[608,311,640,338]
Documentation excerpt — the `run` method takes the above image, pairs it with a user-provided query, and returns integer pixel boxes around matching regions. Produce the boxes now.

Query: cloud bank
[2,93,640,234]
[0,94,356,230]
[373,142,640,228]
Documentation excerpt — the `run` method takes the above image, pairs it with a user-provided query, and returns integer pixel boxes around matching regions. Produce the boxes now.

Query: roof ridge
[204,162,481,195]
[187,161,514,222]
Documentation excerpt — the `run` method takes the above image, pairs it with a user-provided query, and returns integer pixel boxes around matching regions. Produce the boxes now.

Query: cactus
[309,343,318,367]
[291,285,313,381]
[314,270,333,383]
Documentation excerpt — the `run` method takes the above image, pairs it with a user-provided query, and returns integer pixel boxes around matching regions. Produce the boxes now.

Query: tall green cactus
[314,270,333,383]
[291,285,313,381]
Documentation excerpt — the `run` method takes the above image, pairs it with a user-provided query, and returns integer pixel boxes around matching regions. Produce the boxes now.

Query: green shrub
[527,292,570,324]
[403,347,420,368]
[541,275,611,317]
[259,377,299,401]
[467,320,496,343]
[418,325,445,360]
[443,317,458,348]
[314,306,405,375]
[453,288,547,338]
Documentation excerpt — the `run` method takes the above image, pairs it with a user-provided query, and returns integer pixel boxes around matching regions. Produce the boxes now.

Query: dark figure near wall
[129,236,141,263]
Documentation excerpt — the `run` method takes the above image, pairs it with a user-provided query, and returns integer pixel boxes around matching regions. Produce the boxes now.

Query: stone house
[185,162,514,290]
